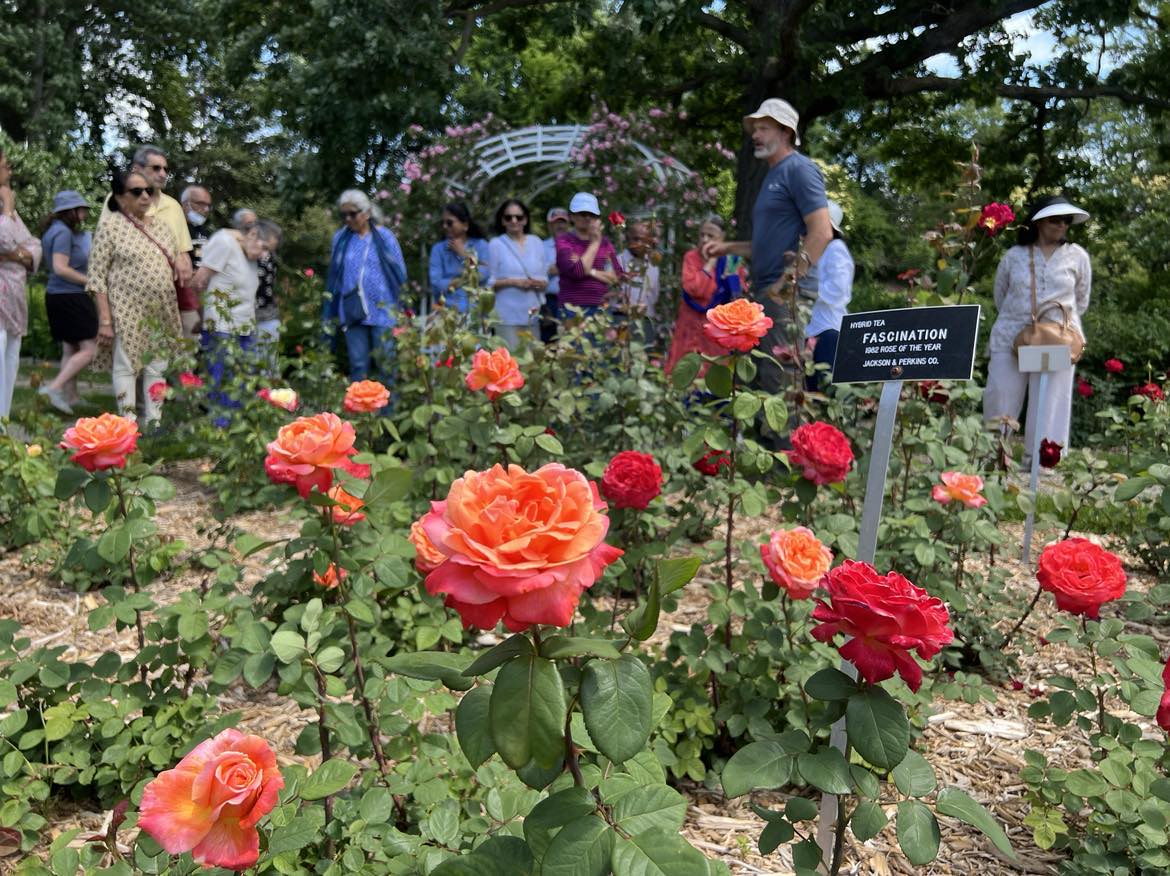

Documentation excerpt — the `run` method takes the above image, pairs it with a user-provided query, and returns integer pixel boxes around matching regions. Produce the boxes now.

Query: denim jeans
[807,329,839,391]
[202,331,255,427]
[344,323,396,385]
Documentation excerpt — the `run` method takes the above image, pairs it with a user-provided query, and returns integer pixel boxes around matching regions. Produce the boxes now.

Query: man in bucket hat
[704,97,832,398]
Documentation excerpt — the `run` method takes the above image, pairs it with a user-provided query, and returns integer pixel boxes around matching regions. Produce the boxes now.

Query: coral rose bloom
[931,471,987,508]
[421,464,623,631]
[60,413,140,472]
[327,483,366,525]
[137,729,283,871]
[600,450,663,510]
[787,421,854,485]
[179,371,204,388]
[409,519,445,572]
[1037,538,1126,619]
[343,380,391,413]
[761,527,832,599]
[811,561,953,692]
[264,413,356,498]
[465,347,524,401]
[314,564,346,589]
[703,299,773,352]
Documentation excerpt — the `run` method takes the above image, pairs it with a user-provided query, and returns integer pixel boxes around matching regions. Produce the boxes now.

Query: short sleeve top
[750,152,827,287]
[43,220,91,294]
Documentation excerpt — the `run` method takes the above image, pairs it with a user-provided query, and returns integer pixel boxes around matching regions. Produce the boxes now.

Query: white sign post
[1017,344,1072,564]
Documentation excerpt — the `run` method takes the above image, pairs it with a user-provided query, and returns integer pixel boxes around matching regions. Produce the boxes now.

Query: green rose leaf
[83,478,112,514]
[891,750,936,798]
[315,646,345,674]
[455,685,495,768]
[523,786,597,861]
[656,556,702,595]
[535,433,564,456]
[935,787,1015,858]
[705,363,733,398]
[541,814,613,876]
[300,759,357,799]
[1114,476,1154,502]
[850,800,887,841]
[622,581,661,642]
[269,630,306,664]
[763,396,788,433]
[611,785,687,836]
[796,748,853,795]
[896,799,940,865]
[722,741,792,798]
[611,827,708,876]
[758,818,795,854]
[671,354,702,390]
[732,392,761,421]
[540,636,622,661]
[490,655,567,770]
[464,633,533,676]
[383,651,475,691]
[846,686,910,770]
[804,668,860,701]
[362,466,412,507]
[580,656,653,765]
[785,797,819,822]
[54,466,89,500]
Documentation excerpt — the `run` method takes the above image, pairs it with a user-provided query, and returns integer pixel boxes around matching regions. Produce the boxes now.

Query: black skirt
[45,292,98,344]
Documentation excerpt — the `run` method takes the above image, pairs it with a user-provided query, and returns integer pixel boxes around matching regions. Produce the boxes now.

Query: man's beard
[753,142,778,159]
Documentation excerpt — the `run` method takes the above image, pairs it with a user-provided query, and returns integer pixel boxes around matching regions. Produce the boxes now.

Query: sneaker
[38,385,74,415]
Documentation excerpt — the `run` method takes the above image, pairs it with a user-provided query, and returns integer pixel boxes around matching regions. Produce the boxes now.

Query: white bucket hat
[743,98,801,146]
[569,192,600,215]
[1029,196,1089,225]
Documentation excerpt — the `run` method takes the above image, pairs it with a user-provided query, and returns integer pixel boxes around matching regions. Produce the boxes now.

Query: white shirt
[201,229,259,334]
[806,238,853,338]
[617,250,660,316]
[989,243,1091,353]
[488,234,546,325]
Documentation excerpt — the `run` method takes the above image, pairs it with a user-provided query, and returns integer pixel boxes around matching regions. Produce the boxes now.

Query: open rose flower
[258,387,298,412]
[137,729,283,872]
[703,299,773,352]
[465,347,524,401]
[264,412,356,498]
[600,451,662,510]
[918,380,948,404]
[1039,439,1062,468]
[693,448,731,477]
[1157,657,1170,734]
[1104,358,1123,374]
[343,380,390,413]
[314,564,346,589]
[608,210,625,228]
[148,381,169,403]
[932,471,987,508]
[761,527,832,599]
[409,519,445,572]
[976,202,1015,236]
[327,483,365,525]
[304,267,315,278]
[1134,382,1165,402]
[1037,538,1126,619]
[1076,378,1093,398]
[60,413,139,472]
[339,457,371,480]
[179,371,204,388]
[419,464,623,631]
[811,560,953,692]
[787,421,854,485]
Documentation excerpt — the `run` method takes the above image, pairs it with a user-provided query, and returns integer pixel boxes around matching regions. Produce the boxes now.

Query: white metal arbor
[457,124,694,197]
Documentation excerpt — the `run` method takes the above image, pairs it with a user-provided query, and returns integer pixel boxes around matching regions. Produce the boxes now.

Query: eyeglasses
[128,186,156,197]
[147,163,169,175]
[503,214,526,222]
[340,210,361,219]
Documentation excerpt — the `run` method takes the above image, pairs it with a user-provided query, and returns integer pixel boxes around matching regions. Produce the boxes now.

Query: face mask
[186,210,206,226]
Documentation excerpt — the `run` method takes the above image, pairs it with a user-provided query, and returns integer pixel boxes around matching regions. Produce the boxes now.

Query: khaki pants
[112,336,166,426]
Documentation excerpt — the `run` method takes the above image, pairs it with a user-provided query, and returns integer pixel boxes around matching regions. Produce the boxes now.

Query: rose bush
[418,463,623,630]
[137,728,283,871]
[760,526,832,599]
[1036,538,1127,618]
[59,413,139,472]
[702,299,773,352]
[787,421,854,485]
[600,450,663,510]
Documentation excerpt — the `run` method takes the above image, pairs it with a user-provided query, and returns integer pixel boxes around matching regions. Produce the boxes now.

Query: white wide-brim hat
[743,98,801,146]
[1029,197,1090,225]
[827,200,844,234]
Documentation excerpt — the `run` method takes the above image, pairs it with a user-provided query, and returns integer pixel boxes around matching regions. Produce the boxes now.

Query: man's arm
[800,207,832,269]
[701,239,751,260]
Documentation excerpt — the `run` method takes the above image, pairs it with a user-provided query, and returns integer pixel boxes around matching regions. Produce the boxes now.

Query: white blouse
[989,243,1091,354]
[806,238,853,338]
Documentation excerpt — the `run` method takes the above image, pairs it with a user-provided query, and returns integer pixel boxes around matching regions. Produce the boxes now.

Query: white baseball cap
[827,200,844,234]
[744,98,801,146]
[569,192,600,215]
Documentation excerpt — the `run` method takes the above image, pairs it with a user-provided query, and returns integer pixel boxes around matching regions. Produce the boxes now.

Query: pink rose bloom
[931,471,987,508]
[304,268,315,278]
[148,381,168,403]
[760,527,832,599]
[179,372,204,388]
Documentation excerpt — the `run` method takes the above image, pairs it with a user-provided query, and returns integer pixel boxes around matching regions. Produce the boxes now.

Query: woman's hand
[97,318,115,341]
[449,238,467,258]
[701,240,726,260]
[593,268,619,286]
[585,217,603,242]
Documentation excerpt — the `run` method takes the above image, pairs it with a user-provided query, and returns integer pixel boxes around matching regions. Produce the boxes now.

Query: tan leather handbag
[1013,246,1084,363]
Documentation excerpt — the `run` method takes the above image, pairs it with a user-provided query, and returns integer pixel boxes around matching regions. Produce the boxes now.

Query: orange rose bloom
[343,380,391,413]
[264,413,356,498]
[421,463,623,631]
[931,471,987,508]
[761,527,832,599]
[409,519,445,572]
[465,347,524,401]
[703,299,773,352]
[327,484,365,525]
[314,563,346,589]
[59,413,140,472]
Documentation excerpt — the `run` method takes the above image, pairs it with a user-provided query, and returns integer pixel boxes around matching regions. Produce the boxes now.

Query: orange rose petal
[190,816,260,871]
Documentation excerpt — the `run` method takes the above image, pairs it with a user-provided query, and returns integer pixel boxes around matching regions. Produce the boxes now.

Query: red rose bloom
[1076,378,1093,398]
[1157,657,1170,734]
[600,451,663,511]
[918,380,948,404]
[810,560,953,692]
[1037,538,1126,619]
[976,202,1015,236]
[1134,382,1165,402]
[1104,358,1123,374]
[787,421,854,485]
[179,371,204,389]
[1039,439,1062,468]
[693,448,732,477]
[608,210,625,228]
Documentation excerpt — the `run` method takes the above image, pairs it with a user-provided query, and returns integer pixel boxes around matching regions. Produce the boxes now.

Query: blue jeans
[202,331,255,427]
[344,323,396,386]
[807,329,839,391]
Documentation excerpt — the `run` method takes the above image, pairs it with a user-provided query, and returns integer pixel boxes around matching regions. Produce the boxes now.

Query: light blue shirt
[488,234,545,325]
[543,236,559,296]
[429,238,490,313]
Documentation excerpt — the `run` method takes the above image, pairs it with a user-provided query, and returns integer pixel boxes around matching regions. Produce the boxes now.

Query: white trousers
[984,350,1074,452]
[0,329,20,420]
[112,337,166,426]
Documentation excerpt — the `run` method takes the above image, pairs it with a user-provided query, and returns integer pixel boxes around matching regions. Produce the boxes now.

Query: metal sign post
[1017,345,1072,564]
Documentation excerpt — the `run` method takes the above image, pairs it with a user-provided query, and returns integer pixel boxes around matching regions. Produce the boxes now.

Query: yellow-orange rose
[932,471,987,508]
[420,463,623,631]
[264,413,356,498]
[343,380,391,413]
[327,484,365,526]
[761,527,832,599]
[703,299,773,352]
[409,519,445,572]
[59,413,139,471]
[465,348,524,401]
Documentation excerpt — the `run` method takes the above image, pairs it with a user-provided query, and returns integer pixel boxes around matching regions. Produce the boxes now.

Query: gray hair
[700,214,727,230]
[253,219,283,246]
[337,189,384,223]
[232,208,258,230]
[180,185,208,206]
[132,144,166,168]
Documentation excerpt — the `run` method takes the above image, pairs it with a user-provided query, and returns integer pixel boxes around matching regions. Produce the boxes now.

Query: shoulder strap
[125,213,177,278]
[1028,246,1038,320]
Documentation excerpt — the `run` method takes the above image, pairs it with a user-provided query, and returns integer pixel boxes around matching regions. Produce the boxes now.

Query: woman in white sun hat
[984,194,1091,461]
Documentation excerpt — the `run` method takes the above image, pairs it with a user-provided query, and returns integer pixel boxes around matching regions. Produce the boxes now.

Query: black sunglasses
[1045,215,1073,225]
[503,213,526,221]
[340,210,361,219]
[128,186,156,197]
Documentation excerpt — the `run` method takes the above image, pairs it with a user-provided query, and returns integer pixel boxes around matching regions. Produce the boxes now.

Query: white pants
[494,319,539,350]
[254,318,281,375]
[984,350,1074,452]
[0,329,20,420]
[112,337,166,426]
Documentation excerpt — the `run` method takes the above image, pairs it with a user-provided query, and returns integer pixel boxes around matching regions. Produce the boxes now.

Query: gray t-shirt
[750,151,827,288]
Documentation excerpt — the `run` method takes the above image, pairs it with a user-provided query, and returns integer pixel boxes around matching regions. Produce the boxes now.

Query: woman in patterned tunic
[88,169,182,425]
